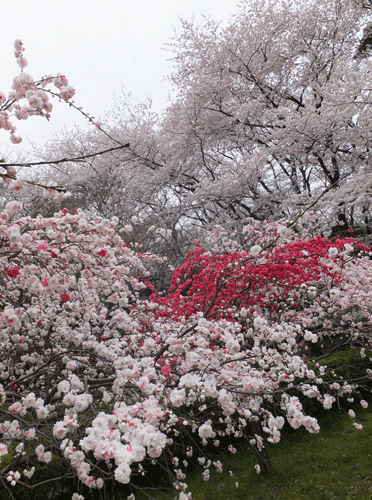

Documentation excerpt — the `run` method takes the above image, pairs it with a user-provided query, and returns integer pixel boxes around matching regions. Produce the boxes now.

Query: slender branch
[14,474,75,490]
[153,321,198,363]
[288,172,352,228]
[0,143,130,169]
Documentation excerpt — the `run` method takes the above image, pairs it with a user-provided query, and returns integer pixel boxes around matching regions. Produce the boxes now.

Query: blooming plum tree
[0,207,371,499]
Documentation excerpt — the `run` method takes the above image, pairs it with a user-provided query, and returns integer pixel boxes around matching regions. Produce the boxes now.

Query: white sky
[0,0,239,157]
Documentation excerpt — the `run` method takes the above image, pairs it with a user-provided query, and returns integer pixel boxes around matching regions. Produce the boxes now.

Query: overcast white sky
[0,0,239,156]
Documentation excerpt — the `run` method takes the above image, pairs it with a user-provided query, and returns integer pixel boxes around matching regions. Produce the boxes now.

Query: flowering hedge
[0,207,371,499]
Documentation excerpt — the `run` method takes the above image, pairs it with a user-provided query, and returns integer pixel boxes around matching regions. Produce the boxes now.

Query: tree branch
[0,143,130,169]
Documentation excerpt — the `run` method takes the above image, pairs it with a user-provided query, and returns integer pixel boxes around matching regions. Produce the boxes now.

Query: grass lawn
[136,407,372,500]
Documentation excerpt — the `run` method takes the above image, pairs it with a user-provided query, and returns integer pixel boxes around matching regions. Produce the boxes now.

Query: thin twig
[0,143,130,169]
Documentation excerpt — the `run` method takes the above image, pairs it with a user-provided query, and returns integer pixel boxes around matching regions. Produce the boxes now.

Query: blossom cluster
[1,40,75,145]
[0,206,370,499]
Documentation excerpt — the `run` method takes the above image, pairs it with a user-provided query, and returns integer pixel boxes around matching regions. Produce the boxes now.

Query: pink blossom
[0,443,8,457]
[59,85,75,102]
[36,242,48,251]
[161,365,172,376]
[9,134,22,144]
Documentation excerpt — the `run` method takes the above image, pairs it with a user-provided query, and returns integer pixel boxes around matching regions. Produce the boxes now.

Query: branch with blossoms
[0,143,130,201]
[0,40,77,144]
[0,40,130,204]
[39,86,126,146]
[0,206,370,498]
[2,40,122,146]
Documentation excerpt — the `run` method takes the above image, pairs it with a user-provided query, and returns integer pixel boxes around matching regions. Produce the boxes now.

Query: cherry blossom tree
[159,0,372,234]
[38,0,372,245]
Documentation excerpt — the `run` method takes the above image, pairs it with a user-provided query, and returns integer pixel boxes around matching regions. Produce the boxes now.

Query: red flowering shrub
[152,235,370,325]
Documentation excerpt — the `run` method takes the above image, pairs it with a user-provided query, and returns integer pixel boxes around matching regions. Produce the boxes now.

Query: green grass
[136,408,372,500]
[1,405,371,499]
